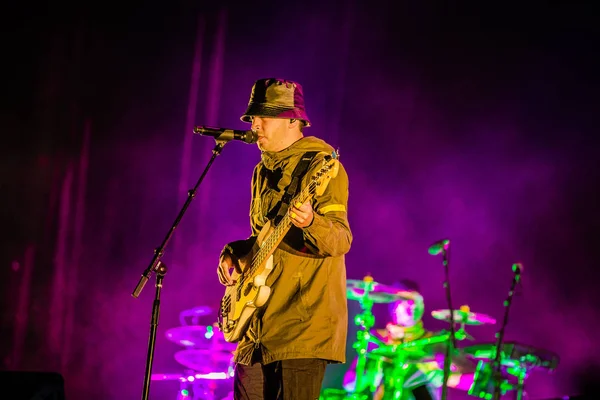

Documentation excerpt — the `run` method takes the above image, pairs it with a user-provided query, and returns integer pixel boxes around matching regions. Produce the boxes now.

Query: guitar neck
[251,181,317,270]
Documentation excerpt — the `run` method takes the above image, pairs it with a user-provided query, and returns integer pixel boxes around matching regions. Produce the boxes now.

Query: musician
[217,78,352,400]
[342,280,475,400]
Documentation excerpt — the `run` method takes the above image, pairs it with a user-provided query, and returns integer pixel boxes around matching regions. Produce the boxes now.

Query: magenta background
[2,2,598,399]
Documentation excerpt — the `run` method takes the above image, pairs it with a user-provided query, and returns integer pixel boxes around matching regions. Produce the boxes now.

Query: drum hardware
[319,389,344,399]
[431,305,497,326]
[331,245,559,400]
[179,306,213,326]
[165,325,236,352]
[345,277,476,399]
[345,270,506,400]
[469,360,515,399]
[157,306,236,400]
[346,276,420,398]
[346,276,378,399]
[428,237,455,400]
[174,349,234,373]
[369,332,456,399]
[463,341,560,400]
[490,263,524,400]
[151,371,233,400]
[364,329,481,399]
[347,279,423,304]
[431,305,496,343]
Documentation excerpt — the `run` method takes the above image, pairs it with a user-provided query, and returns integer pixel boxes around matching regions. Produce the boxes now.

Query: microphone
[512,263,524,274]
[428,239,450,255]
[193,126,258,144]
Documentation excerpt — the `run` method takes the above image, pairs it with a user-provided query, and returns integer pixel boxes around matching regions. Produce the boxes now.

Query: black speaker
[0,371,65,400]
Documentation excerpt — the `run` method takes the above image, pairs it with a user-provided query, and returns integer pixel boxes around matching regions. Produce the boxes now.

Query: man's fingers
[290,208,307,221]
[217,264,236,286]
[217,253,244,286]
[290,201,315,226]
[293,201,312,212]
[299,201,311,212]
[217,267,228,285]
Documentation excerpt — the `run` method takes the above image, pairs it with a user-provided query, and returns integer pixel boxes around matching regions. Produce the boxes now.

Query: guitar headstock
[313,151,340,196]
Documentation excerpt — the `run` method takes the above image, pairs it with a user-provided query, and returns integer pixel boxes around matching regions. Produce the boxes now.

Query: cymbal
[165,325,236,352]
[179,305,213,326]
[431,306,496,325]
[347,278,419,304]
[174,349,234,373]
[183,305,212,316]
[151,373,185,381]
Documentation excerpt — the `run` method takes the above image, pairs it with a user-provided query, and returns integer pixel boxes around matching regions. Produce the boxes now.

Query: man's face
[391,299,419,327]
[251,116,292,152]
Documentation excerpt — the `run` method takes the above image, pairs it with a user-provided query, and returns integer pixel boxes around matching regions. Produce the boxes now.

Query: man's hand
[217,253,241,286]
[289,200,314,228]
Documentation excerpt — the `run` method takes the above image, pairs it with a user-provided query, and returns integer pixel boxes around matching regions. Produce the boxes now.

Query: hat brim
[240,103,311,127]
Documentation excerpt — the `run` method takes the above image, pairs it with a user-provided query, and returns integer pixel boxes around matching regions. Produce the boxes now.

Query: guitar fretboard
[237,156,335,289]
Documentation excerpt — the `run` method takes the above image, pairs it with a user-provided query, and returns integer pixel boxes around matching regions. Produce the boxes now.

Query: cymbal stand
[429,241,455,400]
[350,277,376,398]
[513,367,526,400]
[501,362,529,400]
[492,263,523,400]
[388,352,410,400]
[454,320,469,341]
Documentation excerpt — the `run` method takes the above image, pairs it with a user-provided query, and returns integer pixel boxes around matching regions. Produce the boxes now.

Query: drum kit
[151,278,558,400]
[152,306,235,400]
[329,276,560,400]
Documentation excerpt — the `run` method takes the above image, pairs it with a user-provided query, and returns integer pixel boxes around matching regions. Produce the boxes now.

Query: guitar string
[249,179,317,275]
[252,162,335,266]
[236,161,334,288]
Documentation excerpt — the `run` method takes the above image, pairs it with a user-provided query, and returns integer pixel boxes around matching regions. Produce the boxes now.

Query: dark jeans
[233,358,327,400]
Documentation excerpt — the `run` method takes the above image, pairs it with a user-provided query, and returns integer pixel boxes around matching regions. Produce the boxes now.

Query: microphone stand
[131,139,229,400]
[439,246,456,400]
[491,263,522,400]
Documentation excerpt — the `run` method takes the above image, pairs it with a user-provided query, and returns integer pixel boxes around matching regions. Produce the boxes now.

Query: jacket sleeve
[302,159,352,257]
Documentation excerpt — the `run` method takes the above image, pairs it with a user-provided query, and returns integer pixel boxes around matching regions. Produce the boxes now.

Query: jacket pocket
[295,277,311,321]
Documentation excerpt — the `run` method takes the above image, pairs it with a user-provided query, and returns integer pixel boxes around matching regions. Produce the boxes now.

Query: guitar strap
[272,151,320,226]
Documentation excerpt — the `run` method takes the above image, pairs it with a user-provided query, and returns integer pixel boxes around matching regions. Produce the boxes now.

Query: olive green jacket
[222,136,352,365]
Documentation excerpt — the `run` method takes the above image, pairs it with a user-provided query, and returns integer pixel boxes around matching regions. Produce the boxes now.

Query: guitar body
[217,151,340,343]
[219,221,276,343]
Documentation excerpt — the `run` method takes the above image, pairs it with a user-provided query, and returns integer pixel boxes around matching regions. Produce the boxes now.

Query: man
[342,281,475,400]
[217,78,352,399]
